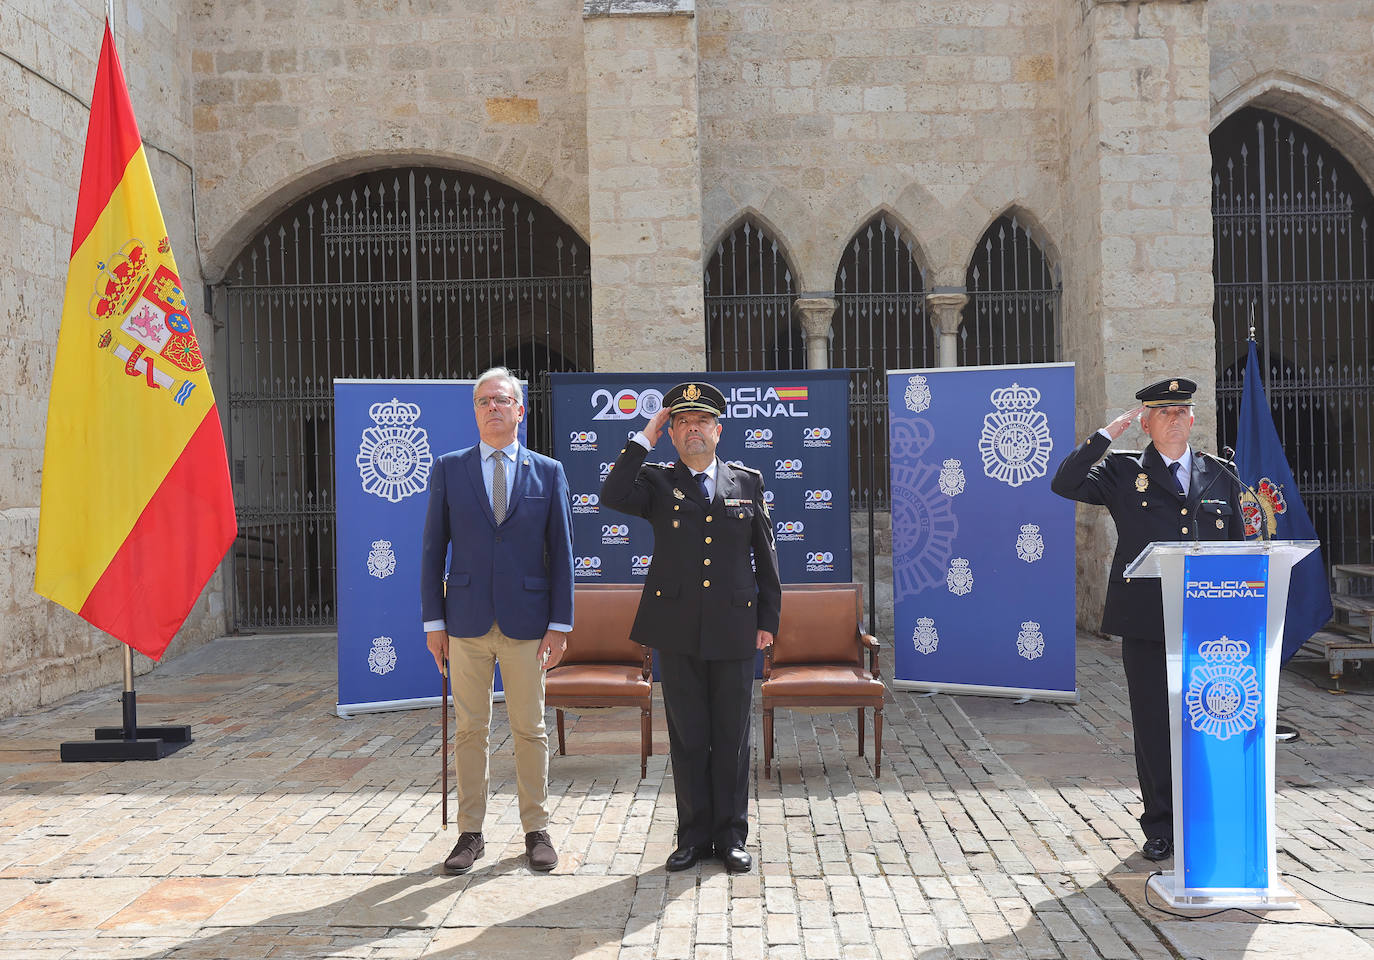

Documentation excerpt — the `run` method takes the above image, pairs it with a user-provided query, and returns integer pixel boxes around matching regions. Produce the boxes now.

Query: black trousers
[1121,636,1172,842]
[658,651,755,850]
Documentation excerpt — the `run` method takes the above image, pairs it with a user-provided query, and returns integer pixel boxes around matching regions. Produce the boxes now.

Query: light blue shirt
[423,438,571,636]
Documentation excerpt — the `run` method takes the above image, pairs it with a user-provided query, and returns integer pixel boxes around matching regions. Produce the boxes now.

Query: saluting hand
[1104,405,1144,440]
[643,407,670,447]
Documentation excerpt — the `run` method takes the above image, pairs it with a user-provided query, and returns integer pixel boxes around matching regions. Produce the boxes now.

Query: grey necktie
[492,450,507,523]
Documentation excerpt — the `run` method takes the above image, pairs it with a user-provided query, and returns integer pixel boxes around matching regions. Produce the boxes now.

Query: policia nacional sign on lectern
[1125,539,1318,910]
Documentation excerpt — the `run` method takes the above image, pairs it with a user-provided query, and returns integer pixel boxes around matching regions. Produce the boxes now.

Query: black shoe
[666,843,711,872]
[1141,837,1173,862]
[1275,723,1300,743]
[717,843,753,874]
[443,831,484,873]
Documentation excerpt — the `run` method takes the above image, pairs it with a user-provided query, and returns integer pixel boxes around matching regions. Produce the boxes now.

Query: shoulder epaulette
[731,463,763,477]
[1109,449,1143,457]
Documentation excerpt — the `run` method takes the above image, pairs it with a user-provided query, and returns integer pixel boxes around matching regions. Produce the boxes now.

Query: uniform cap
[1135,377,1197,407]
[664,381,726,417]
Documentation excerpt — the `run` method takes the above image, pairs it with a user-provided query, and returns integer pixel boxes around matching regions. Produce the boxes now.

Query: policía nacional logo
[1016,620,1045,660]
[912,616,939,655]
[366,539,396,579]
[946,558,973,596]
[356,397,433,503]
[904,374,932,413]
[979,383,1053,487]
[938,458,966,497]
[367,636,398,676]
[1185,636,1261,740]
[1015,523,1044,563]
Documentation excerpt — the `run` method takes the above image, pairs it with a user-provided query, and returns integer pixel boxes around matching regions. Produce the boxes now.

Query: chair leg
[763,706,774,779]
[556,709,566,756]
[873,706,883,777]
[640,705,650,780]
[857,707,865,757]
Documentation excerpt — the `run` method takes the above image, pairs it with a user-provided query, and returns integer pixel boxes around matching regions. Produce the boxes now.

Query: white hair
[473,366,523,406]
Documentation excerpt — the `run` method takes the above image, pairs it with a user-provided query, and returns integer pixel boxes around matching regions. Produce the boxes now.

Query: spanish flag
[35,23,236,661]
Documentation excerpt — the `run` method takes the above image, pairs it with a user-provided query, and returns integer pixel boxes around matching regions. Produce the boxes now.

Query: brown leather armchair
[762,582,884,777]
[543,584,653,778]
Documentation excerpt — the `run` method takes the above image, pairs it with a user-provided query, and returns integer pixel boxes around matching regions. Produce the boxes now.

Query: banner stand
[1128,538,1317,911]
[336,691,501,720]
[60,645,192,761]
[890,678,1078,703]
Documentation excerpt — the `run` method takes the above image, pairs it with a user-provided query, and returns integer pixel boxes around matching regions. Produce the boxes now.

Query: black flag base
[60,649,193,761]
[61,692,193,762]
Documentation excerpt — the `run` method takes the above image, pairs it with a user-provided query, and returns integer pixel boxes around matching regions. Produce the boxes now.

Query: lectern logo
[1185,636,1261,741]
[368,636,398,675]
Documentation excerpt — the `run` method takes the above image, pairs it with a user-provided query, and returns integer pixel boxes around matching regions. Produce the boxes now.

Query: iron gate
[704,219,803,371]
[1212,109,1374,565]
[218,167,591,630]
[962,215,1062,366]
[833,217,933,512]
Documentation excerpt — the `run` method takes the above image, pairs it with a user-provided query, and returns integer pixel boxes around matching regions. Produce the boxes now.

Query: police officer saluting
[1051,378,1245,863]
[600,381,781,873]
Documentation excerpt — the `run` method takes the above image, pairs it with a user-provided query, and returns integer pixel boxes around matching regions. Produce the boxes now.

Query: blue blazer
[420,444,575,641]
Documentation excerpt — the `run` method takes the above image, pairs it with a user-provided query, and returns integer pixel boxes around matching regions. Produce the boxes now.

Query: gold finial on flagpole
[1246,301,1257,341]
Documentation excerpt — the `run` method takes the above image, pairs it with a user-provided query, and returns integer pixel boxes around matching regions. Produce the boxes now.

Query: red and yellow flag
[35,22,236,661]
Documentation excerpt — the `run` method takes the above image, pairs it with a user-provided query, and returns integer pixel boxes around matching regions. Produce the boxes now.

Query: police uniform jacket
[600,441,782,660]
[1051,432,1246,642]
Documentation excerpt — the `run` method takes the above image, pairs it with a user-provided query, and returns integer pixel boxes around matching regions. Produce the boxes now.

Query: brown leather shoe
[443,831,484,874]
[525,830,558,872]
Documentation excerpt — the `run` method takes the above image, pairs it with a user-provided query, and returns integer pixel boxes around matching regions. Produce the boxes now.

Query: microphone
[1195,446,1267,542]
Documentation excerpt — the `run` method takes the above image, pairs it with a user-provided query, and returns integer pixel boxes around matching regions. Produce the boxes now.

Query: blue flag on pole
[1234,339,1333,661]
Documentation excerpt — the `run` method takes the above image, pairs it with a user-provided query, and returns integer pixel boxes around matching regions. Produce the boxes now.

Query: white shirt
[630,433,717,499]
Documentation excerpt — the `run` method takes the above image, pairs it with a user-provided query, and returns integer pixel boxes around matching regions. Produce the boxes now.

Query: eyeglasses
[475,395,517,409]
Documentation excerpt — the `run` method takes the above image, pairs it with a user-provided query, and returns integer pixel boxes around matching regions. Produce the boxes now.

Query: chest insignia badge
[1216,518,1224,529]
[673,488,685,500]
[1135,473,1149,492]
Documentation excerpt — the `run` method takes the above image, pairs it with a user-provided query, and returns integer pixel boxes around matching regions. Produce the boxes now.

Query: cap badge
[1169,380,1179,392]
[684,383,701,402]
[1135,473,1149,492]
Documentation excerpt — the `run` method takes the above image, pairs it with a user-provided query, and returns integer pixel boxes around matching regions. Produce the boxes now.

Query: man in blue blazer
[421,367,575,874]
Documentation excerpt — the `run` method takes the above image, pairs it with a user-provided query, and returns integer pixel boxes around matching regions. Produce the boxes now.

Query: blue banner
[1180,552,1269,891]
[888,363,1077,698]
[549,370,852,586]
[335,379,523,714]
[1235,339,1333,661]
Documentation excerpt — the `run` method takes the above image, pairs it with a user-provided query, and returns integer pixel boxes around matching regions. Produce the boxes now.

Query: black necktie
[1168,461,1184,495]
[694,472,709,500]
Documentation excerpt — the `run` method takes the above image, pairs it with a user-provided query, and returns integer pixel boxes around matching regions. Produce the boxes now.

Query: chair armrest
[641,647,653,682]
[861,633,881,680]
[762,643,774,680]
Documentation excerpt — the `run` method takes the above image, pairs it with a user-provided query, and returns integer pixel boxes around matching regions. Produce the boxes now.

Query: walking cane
[441,660,449,829]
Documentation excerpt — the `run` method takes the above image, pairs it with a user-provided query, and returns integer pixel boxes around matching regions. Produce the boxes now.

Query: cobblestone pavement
[0,633,1371,959]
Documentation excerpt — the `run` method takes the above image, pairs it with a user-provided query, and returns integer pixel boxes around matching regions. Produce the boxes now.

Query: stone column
[793,297,836,370]
[583,1,704,372]
[1058,0,1214,630]
[925,292,968,368]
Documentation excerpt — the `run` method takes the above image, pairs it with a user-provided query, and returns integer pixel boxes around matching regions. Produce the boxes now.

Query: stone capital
[793,297,836,370]
[925,292,968,335]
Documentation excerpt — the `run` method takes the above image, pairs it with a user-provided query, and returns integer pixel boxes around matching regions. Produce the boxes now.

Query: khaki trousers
[447,626,549,833]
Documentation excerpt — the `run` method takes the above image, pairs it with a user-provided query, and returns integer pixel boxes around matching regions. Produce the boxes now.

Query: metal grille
[1213,109,1374,565]
[834,217,933,511]
[218,168,590,630]
[962,215,1062,365]
[704,219,802,371]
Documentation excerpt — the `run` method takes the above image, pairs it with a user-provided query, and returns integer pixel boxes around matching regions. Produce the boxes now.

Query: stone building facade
[2,0,1371,716]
